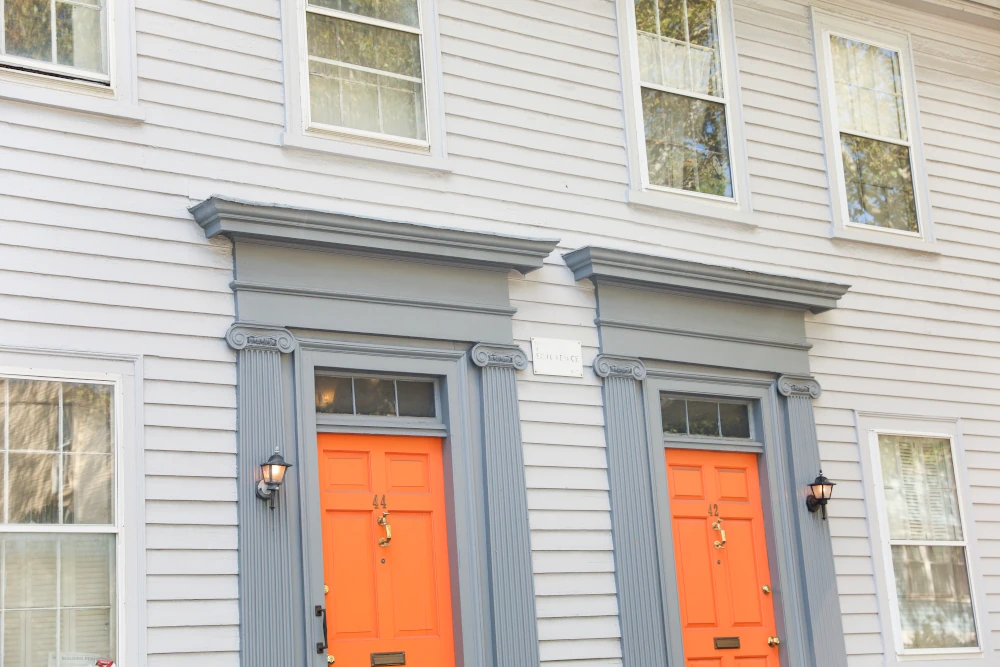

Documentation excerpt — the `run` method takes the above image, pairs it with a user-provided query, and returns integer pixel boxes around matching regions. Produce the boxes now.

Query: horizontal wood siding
[1,0,997,664]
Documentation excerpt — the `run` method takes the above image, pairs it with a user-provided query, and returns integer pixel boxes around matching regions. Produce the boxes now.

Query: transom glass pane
[306,9,426,140]
[892,545,977,650]
[641,88,732,197]
[3,0,106,74]
[2,534,117,665]
[841,134,918,232]
[2,379,115,526]
[660,394,751,439]
[878,435,962,541]
[310,0,419,28]
[635,0,722,97]
[830,36,906,141]
[314,376,436,418]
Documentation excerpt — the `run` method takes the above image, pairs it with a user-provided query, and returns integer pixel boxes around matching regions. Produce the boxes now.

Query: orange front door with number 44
[666,449,781,667]
[318,433,455,667]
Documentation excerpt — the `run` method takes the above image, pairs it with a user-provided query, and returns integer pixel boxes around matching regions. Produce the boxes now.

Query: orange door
[665,448,780,667]
[318,433,455,667]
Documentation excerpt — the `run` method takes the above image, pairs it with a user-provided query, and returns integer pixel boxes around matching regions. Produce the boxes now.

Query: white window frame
[811,9,934,251]
[616,0,753,226]
[0,0,140,120]
[0,348,143,667]
[856,412,992,666]
[280,0,448,171]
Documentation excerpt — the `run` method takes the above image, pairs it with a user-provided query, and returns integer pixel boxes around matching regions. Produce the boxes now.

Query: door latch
[768,636,781,648]
[712,519,726,549]
[378,511,392,547]
[315,605,328,654]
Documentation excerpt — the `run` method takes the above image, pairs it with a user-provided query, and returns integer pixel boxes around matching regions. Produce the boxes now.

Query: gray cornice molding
[231,280,518,317]
[778,374,822,398]
[191,196,560,275]
[594,355,647,380]
[226,323,296,353]
[596,317,812,351]
[563,246,850,314]
[471,343,528,370]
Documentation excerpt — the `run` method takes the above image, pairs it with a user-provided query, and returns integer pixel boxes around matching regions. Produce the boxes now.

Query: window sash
[0,0,110,83]
[630,0,737,201]
[303,0,429,145]
[822,29,922,237]
[873,431,981,654]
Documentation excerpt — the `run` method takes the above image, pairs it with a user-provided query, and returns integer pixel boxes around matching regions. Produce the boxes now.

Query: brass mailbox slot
[371,651,405,666]
[714,637,741,650]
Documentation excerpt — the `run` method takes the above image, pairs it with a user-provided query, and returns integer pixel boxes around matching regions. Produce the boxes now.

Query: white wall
[0,0,997,665]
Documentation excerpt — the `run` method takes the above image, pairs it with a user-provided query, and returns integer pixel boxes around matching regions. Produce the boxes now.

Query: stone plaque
[530,338,583,378]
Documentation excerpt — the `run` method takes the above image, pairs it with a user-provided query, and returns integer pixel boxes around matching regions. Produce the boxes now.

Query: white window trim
[280,0,449,172]
[0,347,144,667]
[616,0,754,226]
[0,0,142,121]
[811,9,935,252]
[855,411,993,666]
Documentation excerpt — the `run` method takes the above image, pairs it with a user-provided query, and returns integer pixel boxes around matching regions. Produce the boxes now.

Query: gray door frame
[294,337,493,667]
[641,368,811,667]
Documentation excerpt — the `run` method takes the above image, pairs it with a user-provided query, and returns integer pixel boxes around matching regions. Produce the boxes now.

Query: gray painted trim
[471,343,541,667]
[778,375,849,667]
[593,355,671,667]
[597,317,812,351]
[295,338,493,667]
[565,246,850,313]
[191,196,560,274]
[233,280,519,317]
[227,323,302,667]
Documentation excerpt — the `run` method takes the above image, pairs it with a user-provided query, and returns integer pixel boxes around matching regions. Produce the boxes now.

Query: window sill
[627,188,756,227]
[831,224,940,255]
[282,130,452,173]
[0,67,144,122]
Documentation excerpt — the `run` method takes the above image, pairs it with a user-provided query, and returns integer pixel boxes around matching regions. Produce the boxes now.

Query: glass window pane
[379,76,425,140]
[309,60,344,128]
[63,452,114,524]
[62,383,113,453]
[879,435,963,541]
[841,134,918,232]
[830,36,907,140]
[9,452,59,524]
[4,535,59,609]
[55,2,103,73]
[397,381,435,418]
[687,401,719,436]
[9,379,59,451]
[354,378,396,416]
[309,0,419,28]
[307,13,420,78]
[634,0,722,96]
[892,545,977,650]
[642,88,732,197]
[719,403,750,438]
[660,396,687,435]
[315,376,354,414]
[4,609,57,667]
[4,0,52,63]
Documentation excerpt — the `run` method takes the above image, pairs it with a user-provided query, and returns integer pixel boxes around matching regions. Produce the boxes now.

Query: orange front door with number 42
[666,448,781,667]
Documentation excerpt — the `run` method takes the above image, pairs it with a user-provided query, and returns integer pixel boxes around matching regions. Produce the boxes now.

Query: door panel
[666,449,780,667]
[319,433,456,667]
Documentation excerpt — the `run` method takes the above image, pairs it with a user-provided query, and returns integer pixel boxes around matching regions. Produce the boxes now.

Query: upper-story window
[1,0,108,83]
[812,10,933,248]
[634,0,732,199]
[304,0,428,145]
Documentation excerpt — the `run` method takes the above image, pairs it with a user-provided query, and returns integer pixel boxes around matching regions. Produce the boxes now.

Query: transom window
[876,434,978,652]
[633,0,733,198]
[827,34,918,233]
[1,0,108,83]
[660,394,751,439]
[304,0,427,144]
[0,376,117,666]
[316,375,436,418]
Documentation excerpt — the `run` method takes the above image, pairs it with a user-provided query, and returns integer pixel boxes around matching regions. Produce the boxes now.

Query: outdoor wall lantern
[806,471,836,520]
[257,448,292,509]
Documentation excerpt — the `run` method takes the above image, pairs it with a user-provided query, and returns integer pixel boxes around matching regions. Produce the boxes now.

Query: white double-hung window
[305,0,427,144]
[874,433,979,654]
[812,11,933,247]
[1,0,108,83]
[0,375,119,666]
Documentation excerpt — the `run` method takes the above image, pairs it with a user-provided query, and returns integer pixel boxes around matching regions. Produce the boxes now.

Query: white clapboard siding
[1,0,998,664]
